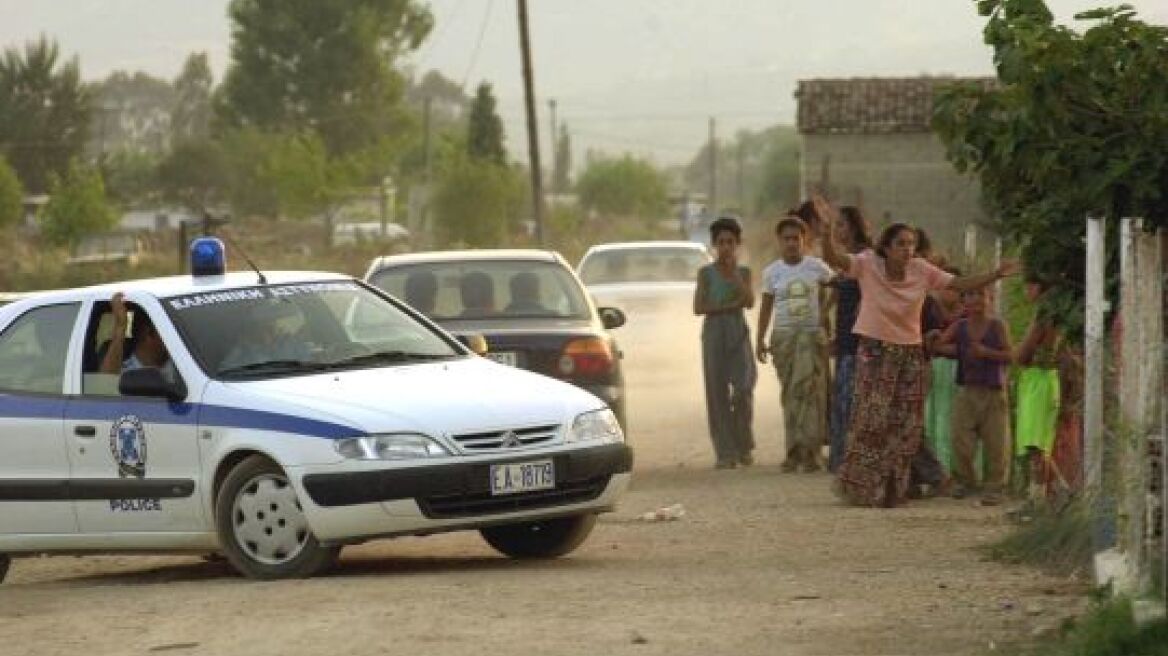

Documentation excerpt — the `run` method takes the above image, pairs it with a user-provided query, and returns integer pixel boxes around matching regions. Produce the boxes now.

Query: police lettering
[108,498,162,512]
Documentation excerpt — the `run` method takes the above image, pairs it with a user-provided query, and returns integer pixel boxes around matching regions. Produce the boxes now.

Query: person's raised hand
[110,292,128,330]
[811,194,839,227]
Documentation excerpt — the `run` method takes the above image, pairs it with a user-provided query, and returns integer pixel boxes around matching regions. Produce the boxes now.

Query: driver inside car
[218,301,312,372]
[99,292,178,382]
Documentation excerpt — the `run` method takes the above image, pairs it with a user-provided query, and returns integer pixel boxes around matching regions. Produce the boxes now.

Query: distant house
[795,76,998,258]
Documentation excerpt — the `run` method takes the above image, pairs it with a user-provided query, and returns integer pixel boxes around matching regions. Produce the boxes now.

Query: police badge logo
[109,415,147,478]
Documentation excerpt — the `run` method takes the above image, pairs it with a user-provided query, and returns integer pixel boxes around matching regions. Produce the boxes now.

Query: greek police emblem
[109,415,147,478]
[500,431,522,449]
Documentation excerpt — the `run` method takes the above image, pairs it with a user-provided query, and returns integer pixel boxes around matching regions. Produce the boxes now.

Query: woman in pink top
[814,197,1017,507]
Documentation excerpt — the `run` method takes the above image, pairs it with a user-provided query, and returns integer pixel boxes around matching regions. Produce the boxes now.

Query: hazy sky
[3,0,1165,164]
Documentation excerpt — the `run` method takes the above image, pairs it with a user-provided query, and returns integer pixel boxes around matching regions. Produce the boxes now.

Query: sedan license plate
[485,351,519,367]
[490,460,555,496]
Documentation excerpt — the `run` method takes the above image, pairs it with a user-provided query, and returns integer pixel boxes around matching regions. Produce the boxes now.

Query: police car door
[0,302,84,537]
[65,297,205,535]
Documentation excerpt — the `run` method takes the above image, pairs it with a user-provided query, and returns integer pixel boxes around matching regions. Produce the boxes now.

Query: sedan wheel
[215,455,339,580]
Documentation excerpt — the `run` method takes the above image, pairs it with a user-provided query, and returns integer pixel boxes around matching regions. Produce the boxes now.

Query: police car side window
[0,303,80,395]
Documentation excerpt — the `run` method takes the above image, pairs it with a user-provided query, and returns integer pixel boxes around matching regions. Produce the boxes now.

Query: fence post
[1135,227,1164,597]
[1085,215,1110,581]
[1119,218,1146,593]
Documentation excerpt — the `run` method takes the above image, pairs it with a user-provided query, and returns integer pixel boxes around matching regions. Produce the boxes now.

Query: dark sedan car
[364,250,628,428]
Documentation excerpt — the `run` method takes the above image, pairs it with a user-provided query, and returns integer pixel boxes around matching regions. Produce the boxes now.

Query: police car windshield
[164,281,461,380]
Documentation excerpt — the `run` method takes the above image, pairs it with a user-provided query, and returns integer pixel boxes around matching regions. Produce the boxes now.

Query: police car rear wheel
[0,554,10,583]
[215,456,339,580]
[480,514,597,559]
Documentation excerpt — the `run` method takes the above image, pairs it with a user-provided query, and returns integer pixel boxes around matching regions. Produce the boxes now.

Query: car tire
[0,554,10,583]
[214,455,339,580]
[480,514,597,559]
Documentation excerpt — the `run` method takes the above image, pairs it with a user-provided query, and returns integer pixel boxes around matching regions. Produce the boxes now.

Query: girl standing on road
[826,206,872,473]
[816,197,1017,507]
[757,217,834,472]
[1013,277,1063,498]
[694,216,757,469]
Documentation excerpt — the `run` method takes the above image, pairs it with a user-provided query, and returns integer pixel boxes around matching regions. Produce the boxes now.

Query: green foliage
[39,160,117,246]
[102,150,160,206]
[0,156,23,227]
[682,125,800,216]
[577,155,668,220]
[467,82,507,165]
[172,53,214,143]
[157,139,232,213]
[986,497,1094,577]
[216,0,432,156]
[432,156,523,247]
[933,0,1168,340]
[0,37,90,193]
[88,70,174,158]
[1019,596,1168,656]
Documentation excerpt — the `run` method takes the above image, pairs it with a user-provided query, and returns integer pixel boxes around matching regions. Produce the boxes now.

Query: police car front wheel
[480,514,597,559]
[215,455,339,580]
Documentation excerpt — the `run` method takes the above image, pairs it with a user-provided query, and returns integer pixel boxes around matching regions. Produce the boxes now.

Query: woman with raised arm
[814,196,1018,507]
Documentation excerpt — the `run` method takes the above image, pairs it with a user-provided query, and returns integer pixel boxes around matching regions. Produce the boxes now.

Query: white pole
[1118,217,1143,592]
[1085,215,1106,499]
[965,224,978,265]
[1135,227,1164,595]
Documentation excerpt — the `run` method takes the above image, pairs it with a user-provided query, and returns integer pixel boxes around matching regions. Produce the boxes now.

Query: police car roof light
[191,237,227,276]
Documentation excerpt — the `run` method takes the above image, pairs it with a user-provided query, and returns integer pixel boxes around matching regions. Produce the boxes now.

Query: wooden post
[1085,215,1107,500]
[1119,217,1145,593]
[1135,226,1164,595]
[517,0,545,246]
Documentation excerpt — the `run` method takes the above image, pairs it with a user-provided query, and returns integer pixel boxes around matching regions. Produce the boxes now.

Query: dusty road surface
[0,338,1085,656]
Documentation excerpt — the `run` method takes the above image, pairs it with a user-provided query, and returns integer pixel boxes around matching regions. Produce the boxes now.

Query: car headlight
[335,434,451,460]
[566,409,624,444]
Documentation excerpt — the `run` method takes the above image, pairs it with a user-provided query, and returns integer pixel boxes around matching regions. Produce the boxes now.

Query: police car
[0,239,631,581]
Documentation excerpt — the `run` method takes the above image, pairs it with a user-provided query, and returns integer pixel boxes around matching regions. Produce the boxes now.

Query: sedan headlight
[566,409,624,444]
[335,433,451,460]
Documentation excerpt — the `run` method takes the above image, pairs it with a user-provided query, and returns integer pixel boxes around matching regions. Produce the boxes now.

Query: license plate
[490,460,555,496]
[485,351,519,367]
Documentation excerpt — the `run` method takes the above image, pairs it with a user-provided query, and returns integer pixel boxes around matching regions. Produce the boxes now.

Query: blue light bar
[190,237,226,276]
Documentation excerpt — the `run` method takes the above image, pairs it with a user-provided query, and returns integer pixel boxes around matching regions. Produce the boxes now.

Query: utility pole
[518,0,545,245]
[548,98,558,195]
[708,116,717,217]
[423,97,433,184]
[736,140,745,213]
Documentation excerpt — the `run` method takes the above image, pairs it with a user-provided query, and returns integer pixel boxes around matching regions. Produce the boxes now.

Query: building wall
[800,132,994,262]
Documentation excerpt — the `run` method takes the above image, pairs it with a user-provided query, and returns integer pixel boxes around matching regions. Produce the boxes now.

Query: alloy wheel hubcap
[232,473,309,566]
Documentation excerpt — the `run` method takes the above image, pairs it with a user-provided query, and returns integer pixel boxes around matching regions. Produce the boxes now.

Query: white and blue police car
[0,239,631,581]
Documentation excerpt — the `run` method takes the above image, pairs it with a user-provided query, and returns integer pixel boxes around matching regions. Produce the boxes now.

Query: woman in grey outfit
[693,216,757,469]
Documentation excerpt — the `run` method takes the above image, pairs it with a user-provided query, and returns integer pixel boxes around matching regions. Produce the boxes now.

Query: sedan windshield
[579,248,709,285]
[165,281,461,380]
[369,260,591,321]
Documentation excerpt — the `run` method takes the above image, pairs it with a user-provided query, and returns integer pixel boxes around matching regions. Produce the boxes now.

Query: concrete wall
[800,132,995,262]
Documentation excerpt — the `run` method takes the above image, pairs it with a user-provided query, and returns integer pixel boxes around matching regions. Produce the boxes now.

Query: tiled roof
[796,77,998,135]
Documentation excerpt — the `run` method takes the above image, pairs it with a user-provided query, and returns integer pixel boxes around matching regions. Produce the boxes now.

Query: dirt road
[0,344,1085,656]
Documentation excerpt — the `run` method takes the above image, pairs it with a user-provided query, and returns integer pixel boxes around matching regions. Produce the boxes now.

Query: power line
[461,0,495,90]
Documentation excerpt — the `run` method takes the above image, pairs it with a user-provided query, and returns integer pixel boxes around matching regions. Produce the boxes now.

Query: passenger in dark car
[403,270,439,315]
[505,272,549,315]
[460,271,496,317]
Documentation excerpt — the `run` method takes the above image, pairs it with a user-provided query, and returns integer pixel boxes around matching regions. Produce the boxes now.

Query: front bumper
[302,442,632,514]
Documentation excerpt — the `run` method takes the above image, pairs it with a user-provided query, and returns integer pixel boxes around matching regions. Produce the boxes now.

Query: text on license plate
[490,460,555,496]
[485,351,519,367]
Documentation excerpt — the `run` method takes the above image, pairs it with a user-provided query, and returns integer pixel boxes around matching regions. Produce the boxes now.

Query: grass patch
[987,497,1094,578]
[1019,597,1168,656]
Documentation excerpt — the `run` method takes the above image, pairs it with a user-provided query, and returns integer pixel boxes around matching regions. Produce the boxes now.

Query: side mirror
[119,368,187,402]
[457,333,489,356]
[598,307,626,330]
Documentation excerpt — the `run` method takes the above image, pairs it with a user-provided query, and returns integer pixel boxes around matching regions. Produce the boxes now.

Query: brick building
[796,76,998,259]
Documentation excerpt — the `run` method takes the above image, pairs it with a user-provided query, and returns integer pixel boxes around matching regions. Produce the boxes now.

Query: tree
[576,155,668,220]
[102,150,160,206]
[432,156,523,246]
[467,82,506,165]
[172,53,213,143]
[681,125,799,216]
[932,0,1168,338]
[216,0,432,156]
[88,71,174,158]
[0,156,22,228]
[552,123,572,191]
[39,160,117,246]
[157,139,232,213]
[0,37,90,193]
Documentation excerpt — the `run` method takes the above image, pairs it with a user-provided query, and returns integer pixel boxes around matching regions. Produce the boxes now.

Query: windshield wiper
[324,350,456,369]
[218,359,327,378]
